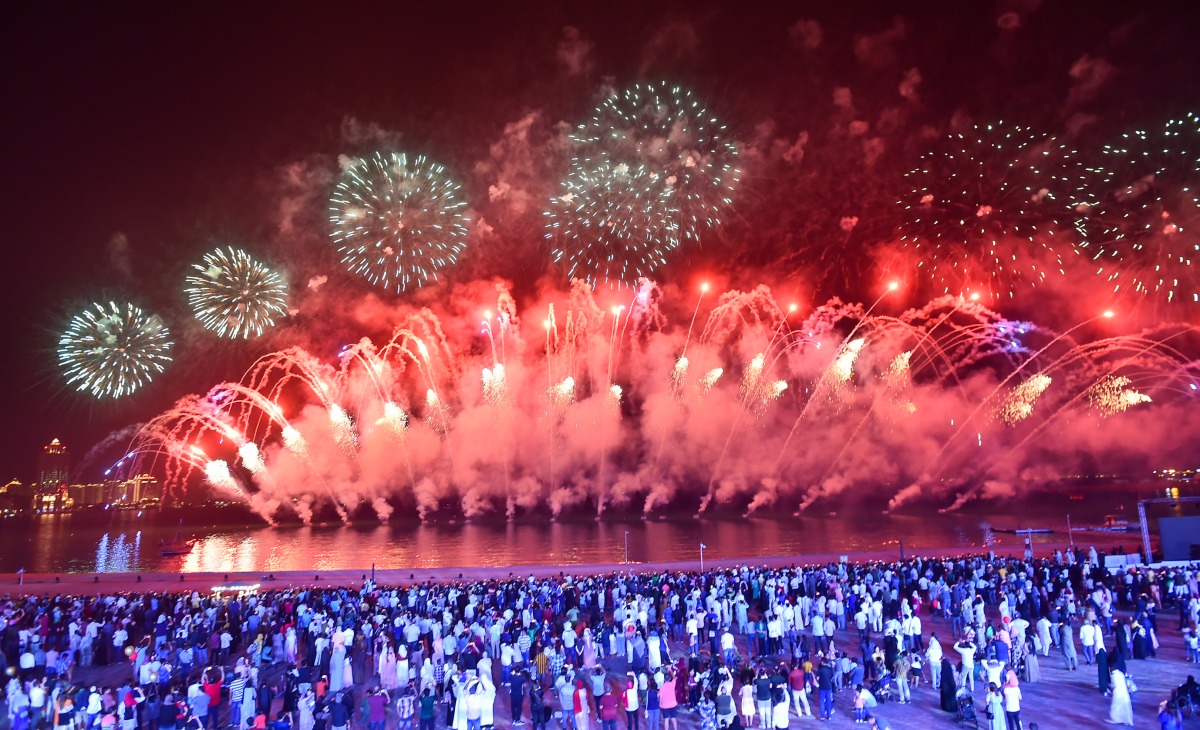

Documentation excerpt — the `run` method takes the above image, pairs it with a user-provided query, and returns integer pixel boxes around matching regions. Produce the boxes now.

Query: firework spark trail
[58,301,173,399]
[995,373,1053,426]
[919,311,1114,482]
[573,82,741,244]
[1070,112,1200,307]
[329,151,469,292]
[798,303,1024,512]
[1088,375,1153,416]
[936,333,1195,512]
[771,286,897,490]
[796,349,924,515]
[186,247,288,339]
[699,285,787,349]
[697,307,799,515]
[219,382,351,524]
[897,121,1079,300]
[116,279,1200,524]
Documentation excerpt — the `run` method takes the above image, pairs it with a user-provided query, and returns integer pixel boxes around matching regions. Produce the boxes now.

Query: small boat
[159,519,192,555]
[995,527,1054,534]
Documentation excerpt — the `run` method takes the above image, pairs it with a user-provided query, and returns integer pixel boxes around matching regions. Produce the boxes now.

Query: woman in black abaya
[940,658,958,712]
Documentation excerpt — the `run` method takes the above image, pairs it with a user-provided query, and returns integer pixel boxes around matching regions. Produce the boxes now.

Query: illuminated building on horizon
[68,481,108,506]
[35,438,72,512]
[38,438,69,488]
[108,473,161,505]
[0,478,33,513]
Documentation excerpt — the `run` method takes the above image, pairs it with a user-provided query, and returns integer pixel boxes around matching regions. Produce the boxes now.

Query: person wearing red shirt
[787,663,812,719]
[599,688,619,730]
[202,667,225,730]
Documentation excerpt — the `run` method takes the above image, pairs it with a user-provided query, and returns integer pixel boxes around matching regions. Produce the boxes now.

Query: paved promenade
[20,564,1190,730]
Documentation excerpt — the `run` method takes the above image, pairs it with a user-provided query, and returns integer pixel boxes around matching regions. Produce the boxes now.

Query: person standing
[229,672,247,730]
[1080,620,1097,666]
[571,679,592,730]
[953,639,976,693]
[645,680,660,730]
[1060,620,1079,672]
[599,689,618,730]
[787,662,812,719]
[894,653,911,705]
[1001,681,1021,730]
[738,674,755,728]
[926,634,943,691]
[939,659,957,713]
[329,693,350,730]
[510,671,527,726]
[418,689,436,730]
[622,678,640,730]
[754,670,771,728]
[1107,670,1133,726]
[464,680,484,730]
[1035,617,1052,658]
[367,688,389,730]
[529,681,547,730]
[816,659,834,721]
[986,685,1004,730]
[297,690,315,730]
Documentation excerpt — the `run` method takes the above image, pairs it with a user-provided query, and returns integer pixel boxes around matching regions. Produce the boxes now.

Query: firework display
[1070,113,1200,305]
[896,121,1078,300]
[58,302,173,398]
[111,282,1200,525]
[1087,374,1153,417]
[546,160,677,287]
[185,247,288,339]
[546,83,741,287]
[329,152,469,293]
[571,82,741,244]
[996,372,1052,426]
[45,61,1200,523]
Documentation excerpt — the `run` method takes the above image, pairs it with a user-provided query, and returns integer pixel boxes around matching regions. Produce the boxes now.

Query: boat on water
[995,527,1054,534]
[159,519,193,555]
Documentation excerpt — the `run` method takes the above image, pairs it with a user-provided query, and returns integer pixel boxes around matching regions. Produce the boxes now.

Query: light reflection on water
[0,507,1135,575]
[94,531,142,573]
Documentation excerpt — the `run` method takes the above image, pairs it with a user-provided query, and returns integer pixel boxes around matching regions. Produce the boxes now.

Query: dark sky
[2,1,1198,484]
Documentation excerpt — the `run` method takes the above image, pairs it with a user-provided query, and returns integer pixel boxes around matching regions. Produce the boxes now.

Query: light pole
[700,542,706,572]
[624,531,630,565]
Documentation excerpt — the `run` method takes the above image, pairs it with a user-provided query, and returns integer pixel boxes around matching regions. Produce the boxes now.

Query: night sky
[3,1,1199,486]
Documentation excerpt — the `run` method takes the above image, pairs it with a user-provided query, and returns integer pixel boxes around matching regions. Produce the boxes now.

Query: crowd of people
[3,547,1199,730]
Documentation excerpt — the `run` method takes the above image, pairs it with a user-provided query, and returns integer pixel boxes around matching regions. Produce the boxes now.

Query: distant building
[34,483,71,513]
[33,439,73,512]
[38,438,70,489]
[0,478,33,513]
[108,474,161,506]
[68,481,109,507]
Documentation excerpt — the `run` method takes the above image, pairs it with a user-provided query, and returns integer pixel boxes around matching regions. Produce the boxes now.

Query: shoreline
[0,535,1142,595]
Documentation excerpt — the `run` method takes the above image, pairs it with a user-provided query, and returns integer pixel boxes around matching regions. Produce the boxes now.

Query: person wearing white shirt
[1079,619,1097,665]
[1035,617,1052,657]
[926,633,944,690]
[953,639,976,692]
[1002,683,1022,728]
